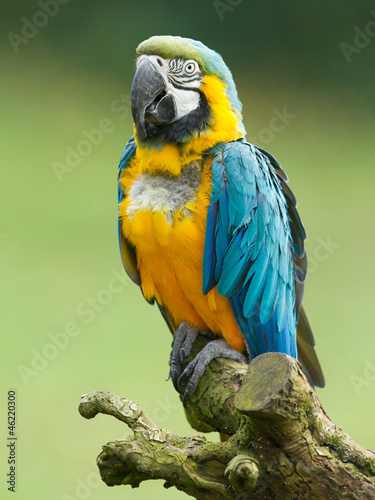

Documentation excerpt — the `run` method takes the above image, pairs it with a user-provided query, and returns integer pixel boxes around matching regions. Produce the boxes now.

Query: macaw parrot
[118,35,325,405]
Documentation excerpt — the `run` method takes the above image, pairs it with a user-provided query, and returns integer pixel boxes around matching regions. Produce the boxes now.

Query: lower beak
[131,59,176,140]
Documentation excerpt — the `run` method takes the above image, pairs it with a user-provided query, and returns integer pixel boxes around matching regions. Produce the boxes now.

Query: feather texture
[117,35,324,390]
[203,140,297,358]
[117,137,141,286]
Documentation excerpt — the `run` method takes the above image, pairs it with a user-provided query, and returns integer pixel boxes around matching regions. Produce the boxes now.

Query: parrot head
[131,35,246,156]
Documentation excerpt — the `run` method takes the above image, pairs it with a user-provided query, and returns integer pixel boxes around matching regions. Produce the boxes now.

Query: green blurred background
[1,1,375,498]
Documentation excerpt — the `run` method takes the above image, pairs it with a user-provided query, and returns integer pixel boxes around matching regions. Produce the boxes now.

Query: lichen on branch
[79,353,375,499]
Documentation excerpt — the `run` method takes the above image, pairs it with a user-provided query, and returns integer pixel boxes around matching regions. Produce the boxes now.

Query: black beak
[131,58,176,140]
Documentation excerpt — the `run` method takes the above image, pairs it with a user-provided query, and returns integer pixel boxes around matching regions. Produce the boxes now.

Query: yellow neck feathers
[134,75,244,176]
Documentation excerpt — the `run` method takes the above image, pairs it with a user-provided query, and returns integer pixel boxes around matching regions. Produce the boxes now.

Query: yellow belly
[119,159,246,353]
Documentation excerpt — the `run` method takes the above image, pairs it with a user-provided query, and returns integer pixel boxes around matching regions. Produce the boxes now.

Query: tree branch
[79,352,375,499]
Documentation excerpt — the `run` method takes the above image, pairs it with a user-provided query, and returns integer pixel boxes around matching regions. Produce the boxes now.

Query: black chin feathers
[143,91,210,145]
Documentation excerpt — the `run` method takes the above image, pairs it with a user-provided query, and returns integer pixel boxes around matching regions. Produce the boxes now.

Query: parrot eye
[183,60,198,75]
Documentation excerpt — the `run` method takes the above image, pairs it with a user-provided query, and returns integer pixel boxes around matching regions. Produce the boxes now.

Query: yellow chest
[125,160,206,245]
[119,157,209,291]
[118,154,245,352]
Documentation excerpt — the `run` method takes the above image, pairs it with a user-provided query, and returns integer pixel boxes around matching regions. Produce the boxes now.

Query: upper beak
[131,58,176,140]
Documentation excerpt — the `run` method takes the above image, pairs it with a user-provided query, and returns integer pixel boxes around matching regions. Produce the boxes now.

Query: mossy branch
[79,352,375,499]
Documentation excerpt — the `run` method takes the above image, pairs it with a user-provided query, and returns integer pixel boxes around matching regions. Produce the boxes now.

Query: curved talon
[179,339,247,407]
[182,393,191,408]
[179,359,197,385]
[170,364,182,392]
[179,348,187,370]
[169,322,200,392]
[169,325,247,406]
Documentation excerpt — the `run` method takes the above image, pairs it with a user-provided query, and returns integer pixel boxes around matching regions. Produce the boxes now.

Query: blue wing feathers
[243,247,269,317]
[118,137,136,188]
[229,295,258,357]
[117,137,142,286]
[276,281,287,332]
[260,264,279,324]
[202,203,218,294]
[119,137,300,359]
[203,140,297,358]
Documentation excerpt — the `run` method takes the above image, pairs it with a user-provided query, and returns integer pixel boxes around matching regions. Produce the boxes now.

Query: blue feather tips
[202,140,297,358]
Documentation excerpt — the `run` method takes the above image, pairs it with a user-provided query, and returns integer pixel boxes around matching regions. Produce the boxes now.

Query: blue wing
[117,136,141,286]
[203,140,297,358]
[258,147,325,387]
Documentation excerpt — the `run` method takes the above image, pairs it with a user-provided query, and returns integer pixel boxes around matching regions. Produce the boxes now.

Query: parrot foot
[179,337,247,407]
[169,322,215,393]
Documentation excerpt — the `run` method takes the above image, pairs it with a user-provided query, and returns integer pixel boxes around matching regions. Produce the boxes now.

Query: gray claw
[179,339,247,407]
[169,322,200,392]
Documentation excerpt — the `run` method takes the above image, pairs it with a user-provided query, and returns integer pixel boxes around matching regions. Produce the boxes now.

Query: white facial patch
[166,87,200,120]
[137,55,202,121]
